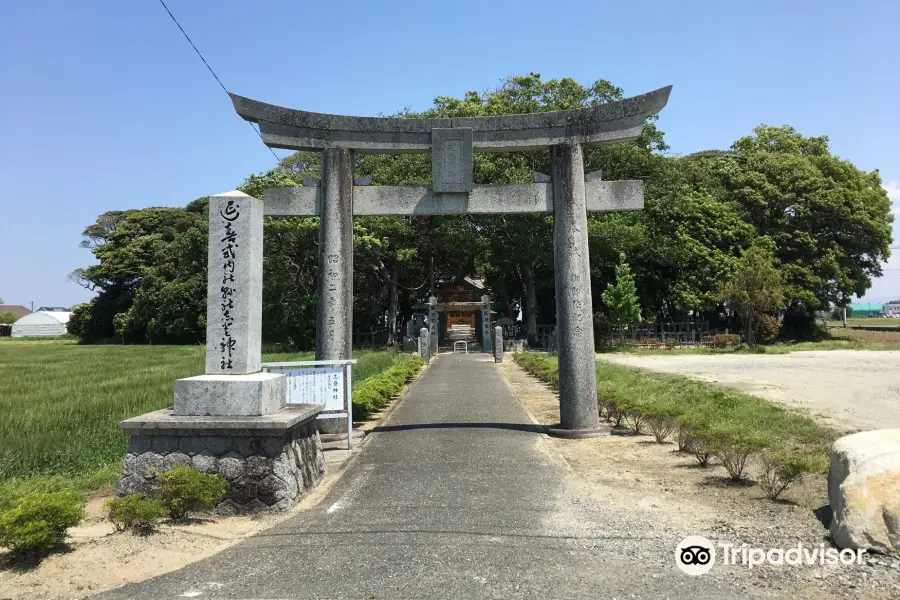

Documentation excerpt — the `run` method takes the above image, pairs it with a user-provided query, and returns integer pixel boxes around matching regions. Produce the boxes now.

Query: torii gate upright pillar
[549,143,601,437]
[316,148,354,361]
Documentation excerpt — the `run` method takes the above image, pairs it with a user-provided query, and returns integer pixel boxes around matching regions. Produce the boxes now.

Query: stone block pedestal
[174,372,286,416]
[117,404,325,514]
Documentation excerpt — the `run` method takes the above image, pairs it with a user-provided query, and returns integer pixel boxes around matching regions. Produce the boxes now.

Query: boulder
[829,429,900,553]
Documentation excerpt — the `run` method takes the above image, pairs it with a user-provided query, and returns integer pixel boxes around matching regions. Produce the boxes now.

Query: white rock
[829,429,900,553]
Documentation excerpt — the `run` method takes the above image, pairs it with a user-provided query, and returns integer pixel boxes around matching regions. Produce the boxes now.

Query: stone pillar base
[547,425,608,439]
[117,405,324,514]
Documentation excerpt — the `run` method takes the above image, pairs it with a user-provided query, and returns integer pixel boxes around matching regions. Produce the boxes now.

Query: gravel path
[598,350,900,432]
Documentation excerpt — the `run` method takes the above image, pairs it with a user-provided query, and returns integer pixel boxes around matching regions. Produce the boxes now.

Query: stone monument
[419,327,430,364]
[116,192,325,514]
[229,85,671,438]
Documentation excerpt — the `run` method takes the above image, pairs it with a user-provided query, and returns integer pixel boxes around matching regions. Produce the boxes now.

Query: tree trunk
[523,264,538,344]
[386,260,400,346]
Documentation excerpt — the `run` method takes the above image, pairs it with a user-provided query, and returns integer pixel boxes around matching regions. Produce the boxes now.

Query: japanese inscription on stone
[324,254,340,343]
[219,199,240,370]
[481,294,492,353]
[204,192,263,375]
[432,128,474,193]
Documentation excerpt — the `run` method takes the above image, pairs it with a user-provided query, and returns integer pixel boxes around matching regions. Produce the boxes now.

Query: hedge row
[352,354,425,419]
[514,353,834,499]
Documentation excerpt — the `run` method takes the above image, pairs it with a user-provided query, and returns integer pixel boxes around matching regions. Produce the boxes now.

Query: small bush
[688,436,713,466]
[626,410,644,434]
[107,494,167,533]
[597,396,610,420]
[647,414,677,444]
[708,333,741,348]
[156,467,227,520]
[711,428,769,481]
[605,399,625,428]
[664,338,679,349]
[758,451,826,500]
[676,427,692,452]
[678,420,714,466]
[0,491,84,557]
[756,314,780,345]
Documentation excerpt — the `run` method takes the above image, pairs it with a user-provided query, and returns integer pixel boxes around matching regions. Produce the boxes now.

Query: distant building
[436,276,486,329]
[11,311,71,337]
[848,303,883,318]
[882,300,900,317]
[0,305,32,320]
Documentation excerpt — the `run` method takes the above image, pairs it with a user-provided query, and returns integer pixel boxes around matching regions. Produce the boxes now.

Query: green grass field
[826,318,900,328]
[601,335,900,355]
[0,340,402,504]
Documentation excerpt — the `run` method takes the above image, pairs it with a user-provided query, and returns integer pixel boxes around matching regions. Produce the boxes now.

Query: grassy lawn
[0,340,404,506]
[826,318,900,328]
[601,335,900,355]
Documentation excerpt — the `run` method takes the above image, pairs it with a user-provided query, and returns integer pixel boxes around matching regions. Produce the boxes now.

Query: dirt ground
[497,360,900,600]
[598,350,900,432]
[0,469,349,600]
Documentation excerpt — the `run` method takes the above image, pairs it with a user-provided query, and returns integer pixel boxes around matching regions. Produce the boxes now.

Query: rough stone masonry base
[117,405,325,514]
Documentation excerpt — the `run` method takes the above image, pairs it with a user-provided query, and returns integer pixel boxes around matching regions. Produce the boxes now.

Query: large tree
[714,125,892,333]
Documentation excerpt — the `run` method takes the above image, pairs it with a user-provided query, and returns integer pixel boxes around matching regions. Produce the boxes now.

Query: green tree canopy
[720,243,785,345]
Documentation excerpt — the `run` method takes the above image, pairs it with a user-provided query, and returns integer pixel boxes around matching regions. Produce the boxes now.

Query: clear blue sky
[2,0,898,309]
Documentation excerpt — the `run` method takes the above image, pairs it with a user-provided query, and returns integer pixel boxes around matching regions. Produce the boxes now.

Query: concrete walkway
[95,353,784,599]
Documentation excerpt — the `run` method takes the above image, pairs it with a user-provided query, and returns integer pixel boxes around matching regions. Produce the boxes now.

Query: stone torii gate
[230,86,671,438]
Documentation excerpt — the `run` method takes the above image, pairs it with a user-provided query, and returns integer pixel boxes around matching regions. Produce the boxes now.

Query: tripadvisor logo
[675,535,867,575]
[676,536,716,576]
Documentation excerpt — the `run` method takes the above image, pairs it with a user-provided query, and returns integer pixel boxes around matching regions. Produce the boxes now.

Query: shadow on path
[370,422,547,434]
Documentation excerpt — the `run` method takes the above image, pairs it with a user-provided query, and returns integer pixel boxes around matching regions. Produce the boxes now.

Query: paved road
[600,350,900,432]
[94,353,783,599]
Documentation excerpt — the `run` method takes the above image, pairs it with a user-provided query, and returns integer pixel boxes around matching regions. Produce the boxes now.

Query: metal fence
[611,322,723,347]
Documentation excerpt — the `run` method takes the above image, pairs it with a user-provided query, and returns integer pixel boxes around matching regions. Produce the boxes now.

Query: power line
[156,0,281,163]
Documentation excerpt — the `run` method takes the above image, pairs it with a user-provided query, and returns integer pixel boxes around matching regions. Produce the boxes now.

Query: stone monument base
[174,372,286,416]
[117,404,325,514]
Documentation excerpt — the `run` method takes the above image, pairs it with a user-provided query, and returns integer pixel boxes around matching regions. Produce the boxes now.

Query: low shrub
[709,426,770,481]
[664,338,679,349]
[0,491,84,557]
[708,333,741,348]
[687,435,713,467]
[758,450,827,500]
[676,427,692,452]
[646,404,680,444]
[756,314,780,345]
[156,467,227,520]
[605,399,625,428]
[107,494,167,533]
[626,409,644,434]
[352,355,425,419]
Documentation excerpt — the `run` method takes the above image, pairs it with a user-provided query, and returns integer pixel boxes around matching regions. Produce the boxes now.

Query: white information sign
[282,367,345,411]
[260,359,356,449]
